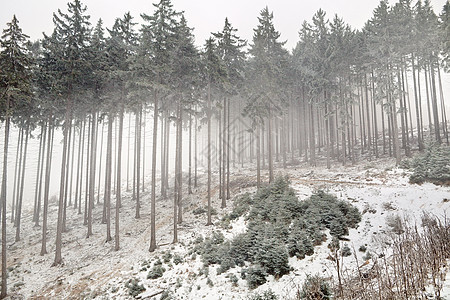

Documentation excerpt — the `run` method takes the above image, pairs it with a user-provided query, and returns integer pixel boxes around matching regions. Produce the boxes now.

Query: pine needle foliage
[196,177,361,288]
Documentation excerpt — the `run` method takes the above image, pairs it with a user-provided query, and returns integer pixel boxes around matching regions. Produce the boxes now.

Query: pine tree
[137,0,181,251]
[213,18,246,205]
[0,15,33,299]
[106,12,138,251]
[51,0,92,266]
[202,37,226,225]
[245,7,287,183]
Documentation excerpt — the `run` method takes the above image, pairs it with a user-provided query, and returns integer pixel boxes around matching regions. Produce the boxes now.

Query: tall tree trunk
[370,71,379,157]
[149,93,158,252]
[35,122,47,227]
[364,74,372,154]
[188,107,192,195]
[142,111,146,192]
[98,121,105,208]
[206,82,213,226]
[105,113,113,242]
[437,65,448,145]
[68,122,76,207]
[11,127,22,224]
[173,104,180,243]
[227,98,230,200]
[194,108,198,189]
[135,109,141,219]
[430,63,441,144]
[41,119,54,256]
[222,99,226,205]
[87,111,97,237]
[177,103,183,224]
[309,103,316,166]
[424,65,433,137]
[411,55,423,150]
[15,122,29,242]
[62,121,73,232]
[388,69,401,164]
[54,98,73,266]
[12,126,23,226]
[127,114,131,192]
[84,116,91,224]
[268,105,274,183]
[115,103,124,251]
[1,99,10,298]
[256,125,261,188]
[33,124,45,224]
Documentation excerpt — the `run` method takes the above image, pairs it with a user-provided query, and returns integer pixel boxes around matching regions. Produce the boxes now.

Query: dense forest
[0,0,449,298]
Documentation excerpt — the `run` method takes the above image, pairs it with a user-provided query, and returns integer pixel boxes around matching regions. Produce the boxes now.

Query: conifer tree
[52,0,92,265]
[0,15,32,298]
[245,7,287,183]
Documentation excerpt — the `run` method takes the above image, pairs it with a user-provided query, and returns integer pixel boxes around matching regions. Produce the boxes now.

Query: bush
[173,253,183,265]
[230,193,253,219]
[147,265,166,279]
[247,289,279,300]
[244,265,267,289]
[125,278,145,298]
[162,251,172,263]
[341,243,352,257]
[159,290,174,300]
[409,144,450,185]
[197,177,361,290]
[299,275,332,300]
[193,207,206,215]
[254,239,290,278]
[228,273,239,286]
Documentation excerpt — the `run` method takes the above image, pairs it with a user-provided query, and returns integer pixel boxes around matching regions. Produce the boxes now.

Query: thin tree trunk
[177,103,183,224]
[11,127,21,224]
[105,113,113,242]
[268,105,274,183]
[1,100,10,299]
[188,107,192,195]
[98,121,105,207]
[62,121,73,232]
[115,103,124,251]
[33,124,45,223]
[35,122,47,227]
[41,118,54,256]
[149,93,158,252]
[412,55,423,150]
[194,108,198,189]
[54,98,73,265]
[206,82,213,226]
[430,63,441,144]
[173,104,180,243]
[15,123,29,242]
[135,109,141,219]
[84,116,91,224]
[127,113,131,192]
[12,126,23,226]
[226,98,230,200]
[87,111,97,237]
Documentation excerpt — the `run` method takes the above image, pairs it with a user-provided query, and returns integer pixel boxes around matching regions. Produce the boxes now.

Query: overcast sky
[1,0,448,51]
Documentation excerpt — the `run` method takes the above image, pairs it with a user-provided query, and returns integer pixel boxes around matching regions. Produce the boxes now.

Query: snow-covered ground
[4,157,450,299]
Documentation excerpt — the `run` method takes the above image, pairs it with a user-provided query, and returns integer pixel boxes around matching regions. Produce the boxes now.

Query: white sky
[1,0,448,50]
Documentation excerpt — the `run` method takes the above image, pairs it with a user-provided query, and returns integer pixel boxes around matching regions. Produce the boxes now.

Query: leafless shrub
[301,214,449,300]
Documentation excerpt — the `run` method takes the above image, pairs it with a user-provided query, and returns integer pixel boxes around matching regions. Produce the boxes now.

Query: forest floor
[3,156,450,299]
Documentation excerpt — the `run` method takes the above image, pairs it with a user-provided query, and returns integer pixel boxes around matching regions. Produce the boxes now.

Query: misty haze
[0,0,449,299]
